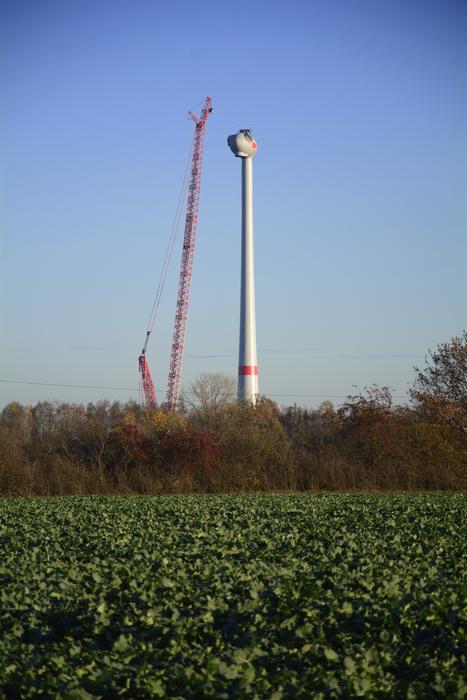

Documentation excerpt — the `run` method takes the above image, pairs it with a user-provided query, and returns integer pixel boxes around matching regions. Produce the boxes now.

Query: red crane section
[138,334,156,406]
[166,96,213,410]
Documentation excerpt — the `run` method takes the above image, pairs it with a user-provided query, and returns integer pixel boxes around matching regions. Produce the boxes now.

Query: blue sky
[1,0,466,408]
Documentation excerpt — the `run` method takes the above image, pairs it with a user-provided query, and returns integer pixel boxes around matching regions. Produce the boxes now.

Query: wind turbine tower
[227,129,259,404]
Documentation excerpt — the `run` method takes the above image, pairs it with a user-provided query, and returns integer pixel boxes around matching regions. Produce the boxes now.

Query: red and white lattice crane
[138,96,212,409]
[166,96,213,409]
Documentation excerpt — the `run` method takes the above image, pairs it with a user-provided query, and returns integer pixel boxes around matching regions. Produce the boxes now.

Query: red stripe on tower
[238,365,258,376]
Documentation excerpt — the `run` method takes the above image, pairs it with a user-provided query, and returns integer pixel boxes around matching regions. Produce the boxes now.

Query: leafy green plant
[0,494,465,698]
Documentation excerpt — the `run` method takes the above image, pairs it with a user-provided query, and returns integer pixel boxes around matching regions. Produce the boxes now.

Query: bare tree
[182,373,235,428]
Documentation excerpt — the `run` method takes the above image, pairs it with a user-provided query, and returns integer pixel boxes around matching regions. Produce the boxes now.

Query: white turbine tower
[228,129,259,403]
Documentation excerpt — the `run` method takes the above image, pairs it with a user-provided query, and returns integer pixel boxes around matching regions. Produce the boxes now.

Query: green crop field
[0,495,465,698]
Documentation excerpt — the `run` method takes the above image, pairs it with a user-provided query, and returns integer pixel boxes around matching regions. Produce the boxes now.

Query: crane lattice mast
[166,96,213,410]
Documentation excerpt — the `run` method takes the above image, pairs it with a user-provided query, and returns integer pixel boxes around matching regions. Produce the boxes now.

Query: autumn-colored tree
[409,331,467,431]
[213,398,298,491]
[160,428,220,481]
[338,385,393,428]
[112,423,148,470]
[336,386,400,488]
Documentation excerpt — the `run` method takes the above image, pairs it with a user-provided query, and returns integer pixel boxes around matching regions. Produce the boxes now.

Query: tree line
[0,333,465,495]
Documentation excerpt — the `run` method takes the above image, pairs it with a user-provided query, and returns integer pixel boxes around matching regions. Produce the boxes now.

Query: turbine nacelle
[227,129,258,158]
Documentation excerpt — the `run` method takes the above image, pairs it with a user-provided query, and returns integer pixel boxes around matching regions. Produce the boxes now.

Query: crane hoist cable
[138,130,194,406]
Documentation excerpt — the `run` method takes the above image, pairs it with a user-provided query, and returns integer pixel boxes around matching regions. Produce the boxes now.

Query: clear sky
[1,0,466,409]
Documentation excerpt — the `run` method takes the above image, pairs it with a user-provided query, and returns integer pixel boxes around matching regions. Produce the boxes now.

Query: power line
[0,379,137,392]
[0,378,409,400]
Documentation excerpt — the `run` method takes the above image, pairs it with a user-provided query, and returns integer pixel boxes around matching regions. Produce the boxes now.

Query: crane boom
[166,96,212,410]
